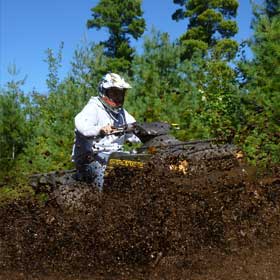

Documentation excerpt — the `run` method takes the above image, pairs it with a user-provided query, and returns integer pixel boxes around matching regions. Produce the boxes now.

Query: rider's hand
[100,124,115,135]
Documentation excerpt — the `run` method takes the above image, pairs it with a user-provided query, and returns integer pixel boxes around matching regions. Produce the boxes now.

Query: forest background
[0,0,279,187]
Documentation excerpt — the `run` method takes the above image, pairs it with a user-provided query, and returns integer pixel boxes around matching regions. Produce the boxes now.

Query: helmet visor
[105,87,126,108]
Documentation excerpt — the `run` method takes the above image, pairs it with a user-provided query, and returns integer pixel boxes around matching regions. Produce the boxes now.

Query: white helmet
[98,73,131,113]
[99,73,131,91]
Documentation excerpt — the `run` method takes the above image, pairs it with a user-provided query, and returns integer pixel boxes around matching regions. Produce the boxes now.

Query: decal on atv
[108,159,144,168]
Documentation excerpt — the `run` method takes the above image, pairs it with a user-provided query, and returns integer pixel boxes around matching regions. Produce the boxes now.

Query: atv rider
[72,73,141,190]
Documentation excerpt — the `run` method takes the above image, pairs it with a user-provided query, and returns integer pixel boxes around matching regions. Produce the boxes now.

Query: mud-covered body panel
[28,122,244,208]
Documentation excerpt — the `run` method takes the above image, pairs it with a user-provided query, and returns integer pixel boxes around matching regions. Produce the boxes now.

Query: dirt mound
[0,158,279,279]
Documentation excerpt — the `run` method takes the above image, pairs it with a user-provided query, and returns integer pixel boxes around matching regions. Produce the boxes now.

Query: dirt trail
[0,159,279,279]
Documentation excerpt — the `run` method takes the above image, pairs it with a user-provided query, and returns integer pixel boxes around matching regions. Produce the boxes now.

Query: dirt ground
[0,157,279,279]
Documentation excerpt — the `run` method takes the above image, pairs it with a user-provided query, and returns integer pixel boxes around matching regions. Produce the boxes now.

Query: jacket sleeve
[75,101,103,137]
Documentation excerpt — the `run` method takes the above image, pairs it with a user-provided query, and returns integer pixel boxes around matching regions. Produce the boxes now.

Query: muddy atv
[29,122,244,208]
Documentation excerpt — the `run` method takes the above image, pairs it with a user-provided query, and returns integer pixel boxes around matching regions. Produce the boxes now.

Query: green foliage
[196,59,242,140]
[0,66,34,180]
[72,43,109,90]
[251,0,280,21]
[265,0,279,18]
[172,0,239,59]
[0,185,35,205]
[13,44,110,176]
[181,39,208,59]
[212,38,239,60]
[237,3,280,167]
[44,42,64,92]
[0,0,278,189]
[126,31,183,121]
[126,30,241,141]
[87,0,146,73]
[16,79,88,174]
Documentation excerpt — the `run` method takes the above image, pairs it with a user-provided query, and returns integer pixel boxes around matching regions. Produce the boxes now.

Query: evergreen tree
[15,46,83,174]
[44,42,64,93]
[237,1,280,166]
[0,66,33,179]
[126,30,201,138]
[15,43,111,174]
[264,0,279,18]
[127,29,242,141]
[16,80,83,173]
[172,0,239,59]
[87,0,146,73]
[126,31,182,122]
[72,43,112,91]
[171,1,242,139]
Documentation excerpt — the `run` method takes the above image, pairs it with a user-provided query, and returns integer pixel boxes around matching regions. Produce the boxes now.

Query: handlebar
[106,122,138,136]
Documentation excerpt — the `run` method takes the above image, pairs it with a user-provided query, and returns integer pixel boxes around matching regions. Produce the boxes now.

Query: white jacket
[73,97,140,161]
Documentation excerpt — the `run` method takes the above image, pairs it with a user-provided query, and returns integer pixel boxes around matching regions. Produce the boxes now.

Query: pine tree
[171,1,242,139]
[126,29,242,141]
[0,66,33,179]
[172,0,239,60]
[237,1,280,166]
[264,0,279,19]
[44,42,64,93]
[17,80,83,173]
[126,31,181,121]
[87,0,146,74]
[15,43,111,174]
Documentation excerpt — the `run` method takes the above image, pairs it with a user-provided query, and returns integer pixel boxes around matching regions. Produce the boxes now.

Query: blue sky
[0,0,253,93]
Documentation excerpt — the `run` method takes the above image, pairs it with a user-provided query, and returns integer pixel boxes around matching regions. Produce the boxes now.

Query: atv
[29,122,243,196]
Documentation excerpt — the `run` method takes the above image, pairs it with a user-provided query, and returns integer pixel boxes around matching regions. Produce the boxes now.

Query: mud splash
[0,158,280,279]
